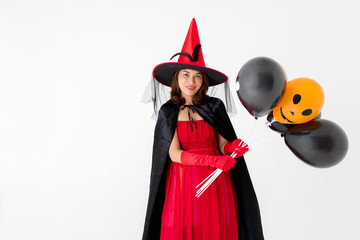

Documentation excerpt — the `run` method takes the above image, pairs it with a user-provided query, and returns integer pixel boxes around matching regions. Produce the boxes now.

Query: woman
[143,19,264,240]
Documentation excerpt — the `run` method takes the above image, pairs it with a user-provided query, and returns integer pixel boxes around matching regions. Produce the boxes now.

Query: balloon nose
[290,111,294,116]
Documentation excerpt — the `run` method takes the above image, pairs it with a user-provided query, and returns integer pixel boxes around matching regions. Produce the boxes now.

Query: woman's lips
[186,86,196,91]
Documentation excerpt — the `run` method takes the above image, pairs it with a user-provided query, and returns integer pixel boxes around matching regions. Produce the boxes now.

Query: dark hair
[170,70,209,105]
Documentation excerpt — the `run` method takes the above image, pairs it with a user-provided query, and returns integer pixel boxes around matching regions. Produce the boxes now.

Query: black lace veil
[142,75,237,120]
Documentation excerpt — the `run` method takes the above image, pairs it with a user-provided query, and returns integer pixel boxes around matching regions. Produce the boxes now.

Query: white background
[0,0,359,239]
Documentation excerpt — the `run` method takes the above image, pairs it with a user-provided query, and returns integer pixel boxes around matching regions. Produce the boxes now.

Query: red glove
[181,151,236,171]
[223,139,249,157]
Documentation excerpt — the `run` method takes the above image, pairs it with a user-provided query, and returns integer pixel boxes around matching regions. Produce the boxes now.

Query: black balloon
[270,122,294,135]
[267,111,322,135]
[284,119,348,168]
[236,57,287,118]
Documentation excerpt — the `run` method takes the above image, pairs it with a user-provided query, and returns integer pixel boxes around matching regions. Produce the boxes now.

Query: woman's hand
[223,139,249,157]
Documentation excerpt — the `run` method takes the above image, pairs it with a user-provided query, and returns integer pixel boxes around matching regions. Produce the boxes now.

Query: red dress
[160,120,239,240]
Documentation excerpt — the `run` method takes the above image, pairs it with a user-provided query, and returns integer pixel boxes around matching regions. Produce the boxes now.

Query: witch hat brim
[153,62,228,87]
[152,18,228,87]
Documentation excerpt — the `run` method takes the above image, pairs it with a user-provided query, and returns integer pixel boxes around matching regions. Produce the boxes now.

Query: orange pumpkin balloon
[272,78,324,124]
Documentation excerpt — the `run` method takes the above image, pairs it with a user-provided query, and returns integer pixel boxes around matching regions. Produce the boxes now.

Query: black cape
[143,97,264,240]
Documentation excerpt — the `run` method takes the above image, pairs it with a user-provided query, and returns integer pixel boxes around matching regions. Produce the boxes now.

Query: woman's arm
[218,133,229,155]
[169,129,183,163]
[169,128,236,170]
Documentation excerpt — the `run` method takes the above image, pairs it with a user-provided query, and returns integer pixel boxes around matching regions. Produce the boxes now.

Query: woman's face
[178,69,203,100]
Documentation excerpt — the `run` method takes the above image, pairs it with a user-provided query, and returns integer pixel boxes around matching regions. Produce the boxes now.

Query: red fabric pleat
[160,120,239,240]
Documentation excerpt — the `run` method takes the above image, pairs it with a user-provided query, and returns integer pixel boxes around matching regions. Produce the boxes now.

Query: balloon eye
[302,109,312,116]
[293,94,301,104]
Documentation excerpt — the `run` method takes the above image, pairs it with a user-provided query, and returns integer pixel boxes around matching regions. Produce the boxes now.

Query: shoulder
[193,97,228,121]
[207,97,223,105]
[158,100,178,115]
[204,97,226,112]
[156,100,179,125]
[155,100,179,141]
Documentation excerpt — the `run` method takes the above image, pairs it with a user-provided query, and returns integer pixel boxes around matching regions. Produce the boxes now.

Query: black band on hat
[170,44,202,62]
[170,52,193,61]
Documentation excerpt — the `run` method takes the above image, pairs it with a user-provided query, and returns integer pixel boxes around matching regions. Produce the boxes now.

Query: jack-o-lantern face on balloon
[272,78,324,124]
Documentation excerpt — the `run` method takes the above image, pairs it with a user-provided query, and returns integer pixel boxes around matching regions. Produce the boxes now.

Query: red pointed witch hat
[153,18,228,87]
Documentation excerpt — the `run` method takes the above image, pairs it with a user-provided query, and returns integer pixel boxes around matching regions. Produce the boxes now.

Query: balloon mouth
[280,107,294,123]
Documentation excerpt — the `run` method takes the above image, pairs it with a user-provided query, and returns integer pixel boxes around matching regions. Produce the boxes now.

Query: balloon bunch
[236,57,349,168]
